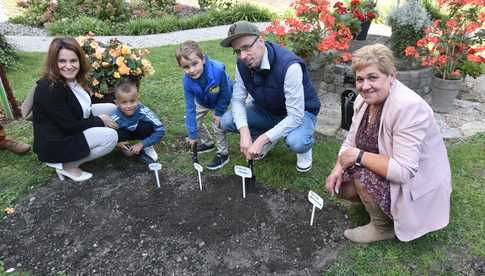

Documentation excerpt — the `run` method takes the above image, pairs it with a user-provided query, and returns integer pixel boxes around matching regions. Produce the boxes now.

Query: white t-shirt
[68,81,92,119]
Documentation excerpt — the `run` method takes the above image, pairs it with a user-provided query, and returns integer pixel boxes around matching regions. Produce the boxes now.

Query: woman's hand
[339,147,360,170]
[326,163,343,196]
[98,114,118,129]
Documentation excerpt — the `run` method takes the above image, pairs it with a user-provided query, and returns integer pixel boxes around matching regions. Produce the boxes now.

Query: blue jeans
[221,103,317,154]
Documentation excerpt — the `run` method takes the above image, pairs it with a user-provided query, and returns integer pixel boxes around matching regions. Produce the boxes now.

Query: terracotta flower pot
[431,75,462,113]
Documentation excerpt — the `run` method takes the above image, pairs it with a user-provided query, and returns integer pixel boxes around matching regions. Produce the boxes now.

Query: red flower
[467,54,482,63]
[404,46,417,56]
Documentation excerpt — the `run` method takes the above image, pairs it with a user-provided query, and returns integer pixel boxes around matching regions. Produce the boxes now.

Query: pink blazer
[339,80,452,241]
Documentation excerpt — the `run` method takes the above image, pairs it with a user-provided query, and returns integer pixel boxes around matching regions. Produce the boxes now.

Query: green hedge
[46,4,275,36]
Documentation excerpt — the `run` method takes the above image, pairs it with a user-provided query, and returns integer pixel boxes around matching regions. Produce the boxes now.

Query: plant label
[234,165,252,199]
[234,165,252,178]
[149,163,162,171]
[193,162,203,172]
[308,191,323,209]
[308,190,323,226]
[148,163,162,189]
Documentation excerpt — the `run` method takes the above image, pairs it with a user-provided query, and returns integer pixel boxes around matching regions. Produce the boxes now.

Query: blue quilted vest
[237,41,321,116]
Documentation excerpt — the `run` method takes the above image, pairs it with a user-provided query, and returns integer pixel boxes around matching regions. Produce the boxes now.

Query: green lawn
[1,40,484,274]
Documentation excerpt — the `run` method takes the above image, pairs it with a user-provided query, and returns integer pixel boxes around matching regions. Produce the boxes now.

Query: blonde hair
[175,40,204,66]
[351,44,395,76]
[114,81,138,99]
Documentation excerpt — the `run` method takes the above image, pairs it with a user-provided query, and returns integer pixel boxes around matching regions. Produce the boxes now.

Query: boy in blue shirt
[110,81,165,162]
[176,40,233,170]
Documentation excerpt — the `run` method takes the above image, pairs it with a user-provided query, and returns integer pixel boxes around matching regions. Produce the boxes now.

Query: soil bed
[1,161,349,275]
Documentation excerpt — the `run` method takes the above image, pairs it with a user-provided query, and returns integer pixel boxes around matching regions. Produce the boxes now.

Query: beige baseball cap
[220,21,260,48]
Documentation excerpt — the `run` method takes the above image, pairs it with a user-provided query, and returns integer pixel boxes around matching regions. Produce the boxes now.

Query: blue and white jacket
[183,55,233,140]
[110,103,165,147]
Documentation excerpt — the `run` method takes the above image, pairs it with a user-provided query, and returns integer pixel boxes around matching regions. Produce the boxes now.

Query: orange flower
[118,65,130,75]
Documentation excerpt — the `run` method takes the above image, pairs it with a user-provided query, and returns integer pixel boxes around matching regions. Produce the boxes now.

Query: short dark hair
[175,40,204,66]
[114,81,138,99]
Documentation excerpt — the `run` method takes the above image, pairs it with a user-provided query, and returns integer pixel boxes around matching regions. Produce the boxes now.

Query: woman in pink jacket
[326,44,452,243]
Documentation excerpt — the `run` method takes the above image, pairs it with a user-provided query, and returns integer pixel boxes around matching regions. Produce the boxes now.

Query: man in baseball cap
[220,21,321,173]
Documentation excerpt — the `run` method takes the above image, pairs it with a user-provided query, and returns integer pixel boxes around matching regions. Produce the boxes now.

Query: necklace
[367,106,379,125]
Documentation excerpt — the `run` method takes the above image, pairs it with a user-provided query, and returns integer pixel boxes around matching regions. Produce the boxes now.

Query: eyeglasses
[233,36,259,56]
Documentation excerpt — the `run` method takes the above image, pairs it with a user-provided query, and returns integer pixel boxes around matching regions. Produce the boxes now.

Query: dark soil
[0,161,350,275]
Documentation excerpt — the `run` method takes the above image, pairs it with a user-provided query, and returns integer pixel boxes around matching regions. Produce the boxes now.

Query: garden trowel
[192,142,203,191]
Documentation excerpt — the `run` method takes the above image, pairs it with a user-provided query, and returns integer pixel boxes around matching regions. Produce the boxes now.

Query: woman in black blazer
[33,37,118,181]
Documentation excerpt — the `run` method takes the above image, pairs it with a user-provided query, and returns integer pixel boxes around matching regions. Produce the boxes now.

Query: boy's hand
[188,139,197,146]
[212,115,221,127]
[130,143,144,155]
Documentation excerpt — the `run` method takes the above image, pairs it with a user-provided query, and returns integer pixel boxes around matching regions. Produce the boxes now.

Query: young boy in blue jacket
[176,40,233,170]
[110,81,165,162]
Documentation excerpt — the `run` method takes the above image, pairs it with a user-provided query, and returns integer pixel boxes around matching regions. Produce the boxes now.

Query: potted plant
[405,0,484,113]
[264,0,355,90]
[388,0,433,96]
[333,0,378,40]
[76,33,155,103]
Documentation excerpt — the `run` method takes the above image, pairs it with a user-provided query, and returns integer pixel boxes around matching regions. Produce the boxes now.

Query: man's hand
[117,141,130,150]
[326,163,343,197]
[130,143,144,155]
[339,147,360,170]
[239,126,253,160]
[248,134,270,159]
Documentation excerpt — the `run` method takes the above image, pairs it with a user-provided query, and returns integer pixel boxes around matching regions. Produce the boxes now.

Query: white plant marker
[234,165,252,198]
[148,163,162,189]
[193,162,203,191]
[308,190,324,226]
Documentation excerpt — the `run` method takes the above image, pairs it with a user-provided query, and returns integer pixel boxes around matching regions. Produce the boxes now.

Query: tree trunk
[0,64,22,119]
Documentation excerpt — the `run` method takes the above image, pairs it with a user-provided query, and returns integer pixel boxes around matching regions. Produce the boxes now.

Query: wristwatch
[355,150,364,167]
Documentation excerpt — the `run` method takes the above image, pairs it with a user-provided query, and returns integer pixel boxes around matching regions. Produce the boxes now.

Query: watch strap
[355,150,364,167]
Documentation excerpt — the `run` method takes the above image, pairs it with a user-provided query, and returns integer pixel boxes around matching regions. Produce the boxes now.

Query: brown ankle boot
[344,198,395,243]
[0,139,31,155]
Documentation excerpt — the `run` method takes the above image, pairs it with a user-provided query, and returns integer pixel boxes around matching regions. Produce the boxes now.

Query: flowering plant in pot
[264,0,354,66]
[76,33,155,100]
[333,0,378,40]
[404,0,484,112]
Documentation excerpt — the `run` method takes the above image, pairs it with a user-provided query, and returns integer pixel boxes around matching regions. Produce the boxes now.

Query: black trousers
[117,121,154,142]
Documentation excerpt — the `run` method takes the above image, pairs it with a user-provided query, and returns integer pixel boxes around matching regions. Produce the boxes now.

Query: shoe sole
[296,164,312,173]
[206,156,230,170]
[197,147,215,154]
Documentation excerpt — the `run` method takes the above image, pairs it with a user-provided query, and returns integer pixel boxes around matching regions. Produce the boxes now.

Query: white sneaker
[254,141,277,160]
[296,148,312,172]
[143,146,158,161]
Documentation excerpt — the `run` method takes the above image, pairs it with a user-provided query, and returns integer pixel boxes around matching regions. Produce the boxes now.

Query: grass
[1,41,485,274]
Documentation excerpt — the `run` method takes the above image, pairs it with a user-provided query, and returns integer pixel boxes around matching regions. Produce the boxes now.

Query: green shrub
[125,16,181,35]
[198,0,233,10]
[9,0,52,26]
[0,34,18,69]
[422,0,447,21]
[139,0,177,14]
[47,16,113,36]
[46,3,274,36]
[388,1,431,60]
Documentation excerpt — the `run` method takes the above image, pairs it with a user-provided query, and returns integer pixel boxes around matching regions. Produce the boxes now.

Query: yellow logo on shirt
[209,86,220,94]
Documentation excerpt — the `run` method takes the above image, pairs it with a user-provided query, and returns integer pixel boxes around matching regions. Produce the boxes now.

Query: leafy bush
[47,16,113,36]
[63,0,129,22]
[9,0,53,26]
[198,0,233,10]
[0,34,18,69]
[388,1,431,60]
[11,0,130,26]
[46,3,275,36]
[125,16,181,35]
[421,0,447,21]
[139,0,177,14]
